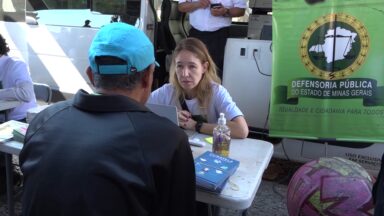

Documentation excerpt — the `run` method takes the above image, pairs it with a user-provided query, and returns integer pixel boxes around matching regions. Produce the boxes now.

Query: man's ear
[141,65,154,89]
[86,67,95,86]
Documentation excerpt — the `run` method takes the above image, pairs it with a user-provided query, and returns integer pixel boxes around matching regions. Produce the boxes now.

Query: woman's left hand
[180,118,197,130]
[178,110,196,130]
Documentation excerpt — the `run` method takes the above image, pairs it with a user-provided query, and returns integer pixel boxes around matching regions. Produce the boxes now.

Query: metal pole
[5,153,14,216]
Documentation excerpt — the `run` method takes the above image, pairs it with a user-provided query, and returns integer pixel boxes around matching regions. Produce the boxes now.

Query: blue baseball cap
[89,22,158,74]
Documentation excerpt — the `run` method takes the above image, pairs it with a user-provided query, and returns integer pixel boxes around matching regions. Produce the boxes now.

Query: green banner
[270,0,384,142]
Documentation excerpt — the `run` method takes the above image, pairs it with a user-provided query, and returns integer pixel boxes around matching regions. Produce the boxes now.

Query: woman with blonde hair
[148,37,248,138]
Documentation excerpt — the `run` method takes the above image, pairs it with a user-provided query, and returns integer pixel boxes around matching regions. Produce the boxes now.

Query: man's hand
[198,0,210,9]
[210,4,227,17]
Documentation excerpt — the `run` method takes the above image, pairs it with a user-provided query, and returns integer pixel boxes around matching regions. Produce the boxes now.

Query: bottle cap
[218,113,226,125]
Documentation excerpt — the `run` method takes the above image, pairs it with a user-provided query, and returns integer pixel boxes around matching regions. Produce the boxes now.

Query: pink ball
[287,157,374,216]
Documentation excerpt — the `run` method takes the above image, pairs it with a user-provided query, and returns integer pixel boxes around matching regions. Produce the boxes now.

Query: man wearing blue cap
[19,23,196,216]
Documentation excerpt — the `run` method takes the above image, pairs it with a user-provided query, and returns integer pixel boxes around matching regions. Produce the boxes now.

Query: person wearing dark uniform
[19,23,196,216]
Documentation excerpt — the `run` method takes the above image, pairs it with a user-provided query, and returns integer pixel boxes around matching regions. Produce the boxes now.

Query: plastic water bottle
[213,113,231,157]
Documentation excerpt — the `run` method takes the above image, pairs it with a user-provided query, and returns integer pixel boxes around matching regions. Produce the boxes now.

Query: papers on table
[0,120,28,142]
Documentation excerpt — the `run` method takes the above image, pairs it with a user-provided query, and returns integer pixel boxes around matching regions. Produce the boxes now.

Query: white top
[179,0,247,32]
[0,55,37,121]
[147,83,243,123]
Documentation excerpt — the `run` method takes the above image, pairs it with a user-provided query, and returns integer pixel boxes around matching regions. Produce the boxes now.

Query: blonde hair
[169,37,221,110]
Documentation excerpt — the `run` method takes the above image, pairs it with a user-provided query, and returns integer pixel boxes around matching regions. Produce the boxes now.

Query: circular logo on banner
[300,13,369,80]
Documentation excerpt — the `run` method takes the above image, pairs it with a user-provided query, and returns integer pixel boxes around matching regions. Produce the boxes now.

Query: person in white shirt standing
[0,33,37,123]
[178,0,246,79]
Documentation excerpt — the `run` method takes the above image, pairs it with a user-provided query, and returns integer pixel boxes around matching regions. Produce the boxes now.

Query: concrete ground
[218,180,289,216]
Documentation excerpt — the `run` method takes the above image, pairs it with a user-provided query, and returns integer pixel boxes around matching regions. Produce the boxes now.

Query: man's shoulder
[46,100,72,110]
[31,100,72,122]
[141,112,179,128]
[138,112,185,135]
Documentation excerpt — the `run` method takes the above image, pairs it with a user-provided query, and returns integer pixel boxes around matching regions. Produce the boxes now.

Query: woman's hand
[178,110,196,130]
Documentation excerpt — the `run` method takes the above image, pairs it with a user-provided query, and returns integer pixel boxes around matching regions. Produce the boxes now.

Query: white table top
[0,100,20,112]
[190,132,274,210]
[0,140,22,155]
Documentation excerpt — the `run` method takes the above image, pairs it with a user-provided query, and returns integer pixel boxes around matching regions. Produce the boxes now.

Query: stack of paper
[12,124,28,143]
[0,120,28,142]
[194,151,240,193]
